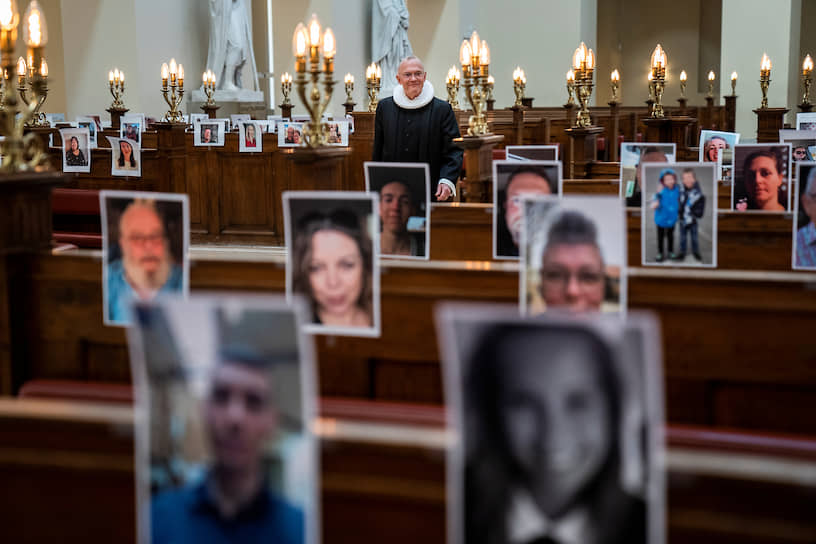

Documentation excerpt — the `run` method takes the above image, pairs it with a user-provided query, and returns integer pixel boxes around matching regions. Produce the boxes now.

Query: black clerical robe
[372,96,463,199]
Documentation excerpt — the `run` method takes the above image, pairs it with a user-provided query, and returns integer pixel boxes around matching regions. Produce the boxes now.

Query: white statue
[372,0,413,97]
[205,0,259,95]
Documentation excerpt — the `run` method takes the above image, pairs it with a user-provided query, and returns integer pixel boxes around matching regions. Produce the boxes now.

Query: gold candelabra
[731,72,738,96]
[160,58,185,123]
[610,69,620,103]
[280,71,292,106]
[293,14,336,148]
[649,44,666,118]
[513,66,526,108]
[706,70,715,99]
[485,74,494,103]
[0,0,49,171]
[459,30,491,136]
[446,65,460,110]
[365,62,381,112]
[565,69,575,106]
[679,70,687,98]
[759,53,771,109]
[572,42,595,127]
[343,73,355,113]
[16,51,47,127]
[108,68,125,109]
[202,69,216,106]
[802,55,813,107]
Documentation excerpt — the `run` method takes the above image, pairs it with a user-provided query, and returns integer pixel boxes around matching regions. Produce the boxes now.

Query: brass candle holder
[759,53,771,109]
[731,71,738,96]
[802,55,813,108]
[513,66,527,108]
[610,69,620,103]
[280,71,292,106]
[202,69,216,106]
[565,69,575,106]
[16,52,48,127]
[292,15,336,148]
[343,73,355,114]
[160,57,185,123]
[679,70,687,98]
[445,65,460,110]
[572,42,595,127]
[0,0,49,171]
[108,68,125,109]
[706,70,715,99]
[649,44,666,118]
[459,30,491,136]
[485,74,495,110]
[365,62,381,112]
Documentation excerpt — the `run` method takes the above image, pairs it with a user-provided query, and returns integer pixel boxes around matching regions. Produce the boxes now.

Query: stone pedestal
[106,106,129,130]
[0,170,65,394]
[453,134,504,203]
[564,125,603,179]
[724,95,738,132]
[283,146,351,192]
[753,107,789,143]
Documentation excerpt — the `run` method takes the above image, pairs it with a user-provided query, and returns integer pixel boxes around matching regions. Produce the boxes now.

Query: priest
[372,56,463,201]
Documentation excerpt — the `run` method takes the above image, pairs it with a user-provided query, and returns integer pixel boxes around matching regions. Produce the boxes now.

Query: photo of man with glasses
[101,192,189,326]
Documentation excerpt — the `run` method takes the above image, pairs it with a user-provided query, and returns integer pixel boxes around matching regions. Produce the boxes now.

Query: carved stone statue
[371,0,413,97]
[200,0,262,102]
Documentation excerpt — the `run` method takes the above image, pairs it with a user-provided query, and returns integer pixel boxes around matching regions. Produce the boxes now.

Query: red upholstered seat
[52,188,100,215]
[492,149,506,160]
[19,379,134,404]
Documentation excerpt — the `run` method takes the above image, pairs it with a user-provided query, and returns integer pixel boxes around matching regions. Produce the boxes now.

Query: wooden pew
[2,396,814,544]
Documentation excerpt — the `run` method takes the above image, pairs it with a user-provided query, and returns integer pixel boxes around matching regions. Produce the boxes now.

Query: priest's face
[396,58,426,100]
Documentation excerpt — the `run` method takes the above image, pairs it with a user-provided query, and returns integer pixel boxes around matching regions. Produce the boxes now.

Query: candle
[109,70,114,83]
[567,69,575,83]
[344,73,353,85]
[680,70,687,82]
[611,69,620,83]
[178,64,184,87]
[169,58,177,84]
[322,28,335,59]
[0,0,16,30]
[804,55,814,76]
[479,40,490,66]
[469,31,480,67]
[40,58,47,77]
[161,62,168,86]
[25,0,44,47]
[731,71,738,82]
[308,15,321,48]
[760,53,771,75]
[16,56,25,84]
[708,70,715,82]
[459,40,471,69]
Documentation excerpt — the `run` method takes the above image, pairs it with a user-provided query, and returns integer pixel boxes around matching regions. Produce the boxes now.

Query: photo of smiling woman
[437,308,663,544]
[284,192,380,337]
[732,144,791,211]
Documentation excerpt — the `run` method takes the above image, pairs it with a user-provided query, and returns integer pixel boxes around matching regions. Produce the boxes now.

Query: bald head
[396,56,427,100]
[118,201,172,292]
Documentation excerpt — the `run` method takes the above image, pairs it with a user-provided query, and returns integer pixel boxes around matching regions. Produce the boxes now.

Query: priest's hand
[435,183,453,201]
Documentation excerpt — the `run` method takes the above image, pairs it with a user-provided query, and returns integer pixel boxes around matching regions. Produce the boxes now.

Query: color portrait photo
[239,121,262,152]
[521,195,625,315]
[493,160,562,259]
[732,144,791,212]
[60,127,91,173]
[505,145,559,161]
[698,130,739,183]
[365,161,430,260]
[437,305,664,544]
[106,136,141,177]
[127,295,317,544]
[619,143,676,207]
[100,191,189,327]
[283,191,380,337]
[793,162,816,270]
[641,163,717,267]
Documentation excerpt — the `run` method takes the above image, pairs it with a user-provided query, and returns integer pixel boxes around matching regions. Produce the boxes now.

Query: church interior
[2,0,816,542]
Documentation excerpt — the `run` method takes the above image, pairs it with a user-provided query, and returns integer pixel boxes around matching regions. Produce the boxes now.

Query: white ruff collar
[393,81,435,109]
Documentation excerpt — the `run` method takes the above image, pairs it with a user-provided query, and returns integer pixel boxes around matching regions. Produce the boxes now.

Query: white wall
[721,0,796,138]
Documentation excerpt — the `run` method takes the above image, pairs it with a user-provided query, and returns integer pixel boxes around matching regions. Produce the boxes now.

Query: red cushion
[19,379,134,404]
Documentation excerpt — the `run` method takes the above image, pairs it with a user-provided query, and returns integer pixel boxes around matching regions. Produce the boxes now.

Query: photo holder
[364,161,431,260]
[230,113,251,127]
[283,191,381,338]
[520,194,626,315]
[505,144,559,161]
[492,159,563,260]
[99,190,190,327]
[125,294,319,544]
[731,143,792,212]
[791,161,816,270]
[325,120,350,147]
[60,127,92,173]
[122,113,147,133]
[76,117,98,149]
[796,112,816,131]
[106,136,142,178]
[239,121,263,153]
[779,130,816,166]
[193,119,225,147]
[698,130,740,183]
[640,162,718,268]
[619,142,677,203]
[435,303,665,544]
[278,122,306,147]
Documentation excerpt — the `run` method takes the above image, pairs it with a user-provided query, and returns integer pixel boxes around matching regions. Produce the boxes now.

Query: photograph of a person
[779,130,816,170]
[364,161,430,259]
[437,306,663,544]
[732,144,791,212]
[698,130,739,182]
[493,160,562,259]
[619,143,676,206]
[194,121,224,147]
[106,136,141,177]
[505,145,559,162]
[76,117,98,148]
[126,295,317,544]
[120,122,142,145]
[520,195,625,314]
[239,121,262,153]
[100,191,189,326]
[283,191,380,337]
[641,163,717,267]
[279,122,304,147]
[793,162,816,269]
[60,127,91,173]
[188,113,208,129]
[797,112,816,131]
[326,121,349,146]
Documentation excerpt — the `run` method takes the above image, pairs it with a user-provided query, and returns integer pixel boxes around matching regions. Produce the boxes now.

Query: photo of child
[649,168,680,263]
